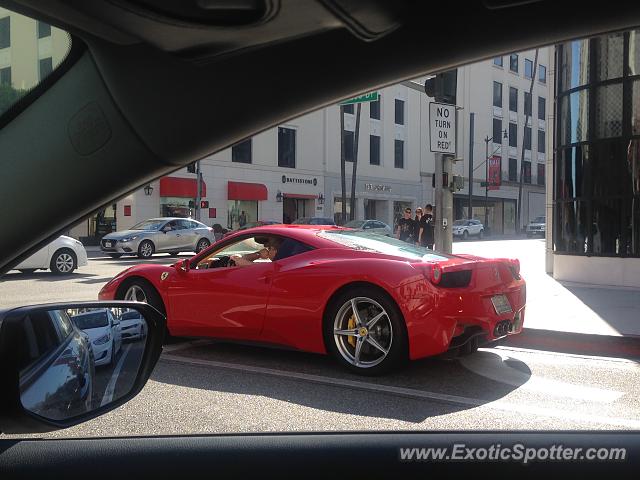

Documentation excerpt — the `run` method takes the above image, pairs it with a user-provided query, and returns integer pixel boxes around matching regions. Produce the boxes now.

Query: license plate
[491,294,512,315]
[105,241,112,247]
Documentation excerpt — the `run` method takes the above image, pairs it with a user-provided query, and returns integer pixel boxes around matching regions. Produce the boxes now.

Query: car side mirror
[175,258,190,273]
[0,301,165,433]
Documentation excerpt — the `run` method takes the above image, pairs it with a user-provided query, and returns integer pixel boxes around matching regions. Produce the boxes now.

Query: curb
[497,328,640,360]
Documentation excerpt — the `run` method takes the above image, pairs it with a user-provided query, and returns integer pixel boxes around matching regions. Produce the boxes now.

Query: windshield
[131,220,165,230]
[533,217,545,223]
[344,220,366,228]
[71,311,108,329]
[453,220,466,226]
[319,230,450,261]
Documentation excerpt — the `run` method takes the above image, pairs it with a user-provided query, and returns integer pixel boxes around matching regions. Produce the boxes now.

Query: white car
[71,309,122,367]
[118,310,147,342]
[526,216,546,238]
[344,219,393,236]
[14,235,88,274]
[452,219,485,240]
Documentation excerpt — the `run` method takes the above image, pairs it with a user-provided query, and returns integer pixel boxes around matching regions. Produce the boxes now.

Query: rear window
[71,311,109,329]
[318,230,450,261]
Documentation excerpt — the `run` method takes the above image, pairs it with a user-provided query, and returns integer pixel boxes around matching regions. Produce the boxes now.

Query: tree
[0,84,27,116]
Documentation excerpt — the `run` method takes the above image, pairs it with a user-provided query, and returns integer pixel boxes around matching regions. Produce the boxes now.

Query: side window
[50,310,73,339]
[178,219,192,230]
[168,220,182,230]
[189,221,200,229]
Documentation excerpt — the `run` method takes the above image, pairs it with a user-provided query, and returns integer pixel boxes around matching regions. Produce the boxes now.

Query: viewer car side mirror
[0,301,165,434]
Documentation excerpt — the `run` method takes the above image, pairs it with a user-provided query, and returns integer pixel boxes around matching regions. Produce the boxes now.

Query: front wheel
[462,230,469,240]
[478,229,484,239]
[324,287,407,375]
[137,240,155,259]
[50,249,77,274]
[195,238,210,253]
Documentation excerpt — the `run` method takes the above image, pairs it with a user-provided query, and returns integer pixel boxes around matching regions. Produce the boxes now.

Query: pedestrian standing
[239,210,247,227]
[395,207,415,243]
[414,207,423,246]
[419,204,435,249]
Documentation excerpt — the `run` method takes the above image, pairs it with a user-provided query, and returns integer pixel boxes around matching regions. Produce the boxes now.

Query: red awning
[228,181,268,201]
[283,193,317,199]
[159,177,206,198]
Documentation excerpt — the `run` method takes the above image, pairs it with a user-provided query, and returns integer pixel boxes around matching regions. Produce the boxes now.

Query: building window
[394,139,404,168]
[538,130,545,153]
[539,64,547,83]
[538,97,546,120]
[509,123,517,147]
[0,17,9,49]
[493,57,503,67]
[161,197,194,218]
[370,97,380,120]
[186,162,196,173]
[370,135,380,165]
[493,118,503,144]
[39,57,53,81]
[524,92,532,116]
[510,53,519,73]
[523,161,531,183]
[537,163,545,186]
[278,127,296,168]
[37,21,51,38]
[525,59,534,79]
[559,90,589,145]
[0,66,10,86]
[509,87,517,112]
[228,200,258,230]
[524,126,532,150]
[395,99,405,125]
[231,139,252,164]
[343,103,354,114]
[594,83,623,139]
[509,158,518,181]
[343,130,355,162]
[493,81,502,108]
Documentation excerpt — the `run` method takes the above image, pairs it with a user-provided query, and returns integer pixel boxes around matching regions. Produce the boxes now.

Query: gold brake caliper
[347,314,357,347]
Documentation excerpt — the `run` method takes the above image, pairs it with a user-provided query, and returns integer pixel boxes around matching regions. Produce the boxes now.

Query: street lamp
[483,129,508,233]
[143,184,153,196]
[276,190,283,203]
[318,193,325,205]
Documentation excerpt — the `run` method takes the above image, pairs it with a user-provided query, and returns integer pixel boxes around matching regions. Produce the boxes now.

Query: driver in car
[231,237,281,266]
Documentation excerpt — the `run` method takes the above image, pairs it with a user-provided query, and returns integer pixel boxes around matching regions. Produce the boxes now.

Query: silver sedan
[343,219,393,236]
[100,217,214,258]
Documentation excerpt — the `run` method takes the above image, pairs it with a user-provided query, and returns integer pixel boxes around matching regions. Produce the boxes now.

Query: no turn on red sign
[429,102,456,154]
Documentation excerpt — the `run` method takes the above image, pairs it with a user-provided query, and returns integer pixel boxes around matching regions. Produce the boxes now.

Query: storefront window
[595,33,624,81]
[560,40,590,92]
[631,81,640,136]
[560,90,589,146]
[334,198,356,226]
[554,200,589,254]
[228,200,258,230]
[594,83,623,139]
[161,197,193,218]
[629,30,640,76]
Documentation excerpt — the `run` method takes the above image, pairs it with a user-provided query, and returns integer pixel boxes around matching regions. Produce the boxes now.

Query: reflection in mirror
[17,307,148,421]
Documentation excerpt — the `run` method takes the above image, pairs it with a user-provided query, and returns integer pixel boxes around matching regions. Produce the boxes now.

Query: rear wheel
[478,229,484,239]
[50,249,77,274]
[137,240,155,259]
[324,287,407,375]
[195,238,210,253]
[462,230,469,240]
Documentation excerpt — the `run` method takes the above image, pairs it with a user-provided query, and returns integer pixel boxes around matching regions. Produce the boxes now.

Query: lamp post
[483,129,508,234]
[143,184,153,196]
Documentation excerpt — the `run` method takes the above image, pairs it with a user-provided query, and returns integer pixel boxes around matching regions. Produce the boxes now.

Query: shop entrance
[283,197,313,223]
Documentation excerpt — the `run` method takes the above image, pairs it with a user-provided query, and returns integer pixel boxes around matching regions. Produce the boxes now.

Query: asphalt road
[1,242,639,438]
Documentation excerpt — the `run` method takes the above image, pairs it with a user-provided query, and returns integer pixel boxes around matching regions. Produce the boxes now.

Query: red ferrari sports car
[99,225,526,374]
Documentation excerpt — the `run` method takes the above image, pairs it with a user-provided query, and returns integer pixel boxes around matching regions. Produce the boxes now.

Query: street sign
[340,92,379,105]
[429,102,456,154]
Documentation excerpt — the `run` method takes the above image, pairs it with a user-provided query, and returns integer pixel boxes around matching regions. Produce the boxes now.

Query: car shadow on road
[1,272,101,282]
[154,342,531,424]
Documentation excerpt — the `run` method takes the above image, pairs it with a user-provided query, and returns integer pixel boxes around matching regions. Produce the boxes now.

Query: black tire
[323,286,408,376]
[18,269,36,274]
[168,251,180,257]
[195,238,210,253]
[50,248,77,274]
[137,240,155,259]
[108,253,123,259]
[479,229,484,239]
[462,230,469,240]
[117,278,170,343]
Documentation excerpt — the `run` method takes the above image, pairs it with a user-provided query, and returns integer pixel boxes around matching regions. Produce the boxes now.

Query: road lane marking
[460,351,624,403]
[161,353,640,429]
[100,344,132,407]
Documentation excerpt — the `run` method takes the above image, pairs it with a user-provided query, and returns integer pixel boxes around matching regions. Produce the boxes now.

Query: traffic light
[187,162,196,173]
[188,200,195,208]
[200,200,209,209]
[424,70,457,105]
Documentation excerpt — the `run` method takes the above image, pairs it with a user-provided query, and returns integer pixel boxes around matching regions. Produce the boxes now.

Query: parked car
[100,218,215,259]
[452,219,484,240]
[118,309,147,342]
[292,217,336,226]
[70,309,122,367]
[100,225,525,375]
[222,220,280,238]
[526,216,546,238]
[12,236,88,275]
[18,309,95,420]
[344,219,392,236]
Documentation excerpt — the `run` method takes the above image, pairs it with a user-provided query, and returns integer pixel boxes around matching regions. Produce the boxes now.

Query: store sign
[365,183,392,192]
[488,156,502,191]
[282,175,318,186]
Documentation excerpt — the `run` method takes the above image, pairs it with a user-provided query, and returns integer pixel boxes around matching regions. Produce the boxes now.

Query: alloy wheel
[333,297,393,368]
[55,253,74,273]
[124,284,148,303]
